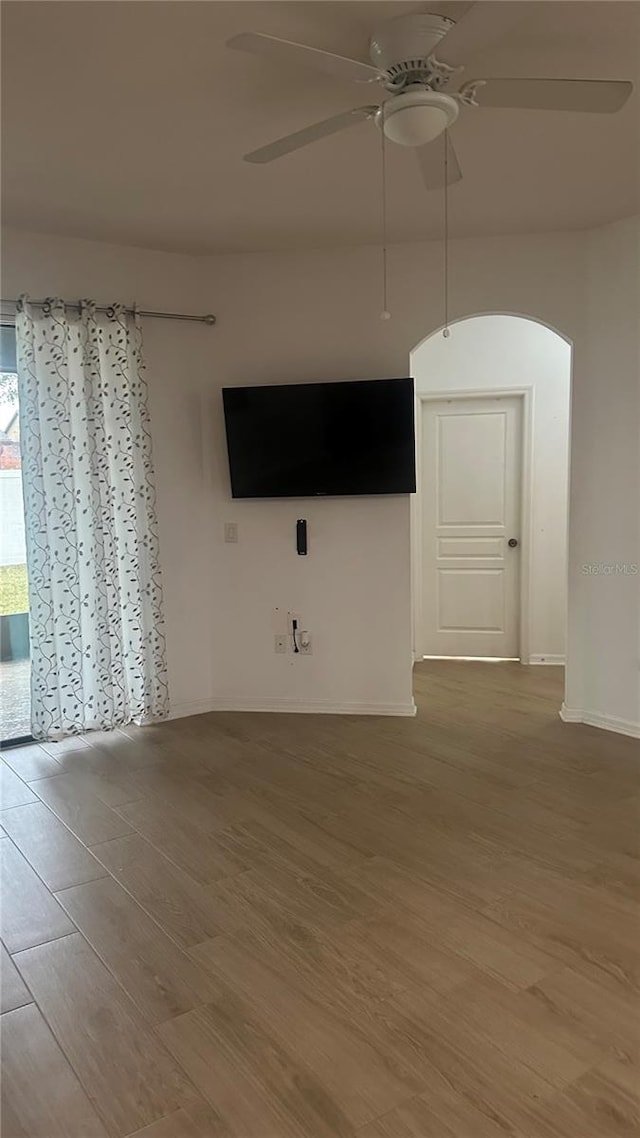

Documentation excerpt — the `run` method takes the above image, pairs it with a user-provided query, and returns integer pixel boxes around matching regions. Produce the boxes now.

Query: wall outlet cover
[224,522,238,543]
[274,634,287,654]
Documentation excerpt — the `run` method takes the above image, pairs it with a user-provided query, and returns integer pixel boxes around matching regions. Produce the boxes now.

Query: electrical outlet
[224,522,238,543]
[299,633,312,655]
[274,635,287,654]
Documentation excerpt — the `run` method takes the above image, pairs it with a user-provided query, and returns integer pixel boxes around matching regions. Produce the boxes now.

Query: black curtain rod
[0,299,216,325]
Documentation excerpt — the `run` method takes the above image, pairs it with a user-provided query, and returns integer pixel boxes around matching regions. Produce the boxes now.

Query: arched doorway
[410,314,572,676]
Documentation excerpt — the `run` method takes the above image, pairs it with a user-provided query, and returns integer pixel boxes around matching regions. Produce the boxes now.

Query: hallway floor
[1,662,638,1137]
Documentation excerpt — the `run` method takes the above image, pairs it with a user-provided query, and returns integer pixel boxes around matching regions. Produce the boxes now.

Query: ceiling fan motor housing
[377,90,460,147]
[369,13,455,78]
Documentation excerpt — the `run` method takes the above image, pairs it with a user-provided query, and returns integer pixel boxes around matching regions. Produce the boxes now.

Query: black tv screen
[222,378,416,499]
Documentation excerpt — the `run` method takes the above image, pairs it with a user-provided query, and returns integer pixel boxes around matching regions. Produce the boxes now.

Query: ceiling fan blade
[468,77,634,113]
[430,2,476,21]
[244,106,379,164]
[417,132,463,191]
[436,2,521,65]
[228,32,382,85]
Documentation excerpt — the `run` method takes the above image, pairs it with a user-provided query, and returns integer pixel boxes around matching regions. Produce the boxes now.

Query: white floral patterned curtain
[16,296,169,739]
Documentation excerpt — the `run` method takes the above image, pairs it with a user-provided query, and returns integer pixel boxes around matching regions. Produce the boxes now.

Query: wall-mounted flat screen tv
[222,377,416,499]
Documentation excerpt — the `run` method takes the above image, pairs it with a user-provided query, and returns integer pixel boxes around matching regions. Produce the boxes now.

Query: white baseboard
[528,654,566,666]
[560,703,640,739]
[168,697,417,721]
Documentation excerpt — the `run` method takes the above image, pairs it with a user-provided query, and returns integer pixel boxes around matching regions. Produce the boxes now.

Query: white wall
[563,217,640,734]
[411,316,571,663]
[2,220,637,732]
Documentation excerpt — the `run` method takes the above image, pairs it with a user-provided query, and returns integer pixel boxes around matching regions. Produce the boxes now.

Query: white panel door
[420,396,522,657]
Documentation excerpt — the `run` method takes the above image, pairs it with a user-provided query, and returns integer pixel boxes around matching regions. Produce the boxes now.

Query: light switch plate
[224,522,238,543]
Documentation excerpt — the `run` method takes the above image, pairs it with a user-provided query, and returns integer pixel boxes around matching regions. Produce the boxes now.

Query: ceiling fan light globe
[377,90,459,148]
[387,104,448,146]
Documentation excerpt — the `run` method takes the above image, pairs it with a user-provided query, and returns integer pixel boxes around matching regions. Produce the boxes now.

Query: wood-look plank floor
[1,662,639,1137]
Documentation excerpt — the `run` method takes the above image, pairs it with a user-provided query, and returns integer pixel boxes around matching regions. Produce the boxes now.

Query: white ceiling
[2,1,639,254]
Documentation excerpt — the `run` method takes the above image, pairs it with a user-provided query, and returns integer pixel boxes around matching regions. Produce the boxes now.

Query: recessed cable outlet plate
[274,635,287,654]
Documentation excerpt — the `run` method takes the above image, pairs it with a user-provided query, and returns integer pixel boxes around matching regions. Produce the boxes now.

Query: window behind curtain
[0,321,32,743]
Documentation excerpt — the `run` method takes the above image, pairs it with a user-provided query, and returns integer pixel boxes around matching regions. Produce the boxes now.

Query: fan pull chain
[443,130,450,339]
[380,103,391,321]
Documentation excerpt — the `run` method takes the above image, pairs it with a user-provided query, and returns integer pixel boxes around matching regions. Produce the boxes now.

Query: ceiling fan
[228,6,633,188]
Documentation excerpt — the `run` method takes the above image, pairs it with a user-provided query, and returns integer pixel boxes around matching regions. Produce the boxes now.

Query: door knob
[508,538,519,548]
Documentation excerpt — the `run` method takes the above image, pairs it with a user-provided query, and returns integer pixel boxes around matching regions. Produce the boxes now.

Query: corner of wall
[560,703,640,740]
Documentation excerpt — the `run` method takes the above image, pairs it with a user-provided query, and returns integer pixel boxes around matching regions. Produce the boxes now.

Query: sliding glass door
[0,323,31,743]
